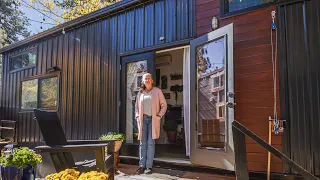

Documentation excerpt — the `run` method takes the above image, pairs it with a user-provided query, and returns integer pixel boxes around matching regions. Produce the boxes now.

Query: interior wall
[155,49,184,105]
[155,49,184,144]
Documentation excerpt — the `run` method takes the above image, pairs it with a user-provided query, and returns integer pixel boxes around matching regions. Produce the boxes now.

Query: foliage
[21,79,38,109]
[31,0,118,23]
[45,169,108,180]
[197,46,211,75]
[163,120,178,132]
[100,132,126,142]
[0,147,42,168]
[39,77,58,108]
[0,0,30,46]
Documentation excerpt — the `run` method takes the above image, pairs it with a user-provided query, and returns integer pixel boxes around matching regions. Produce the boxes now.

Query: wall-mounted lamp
[211,17,219,30]
[62,28,65,34]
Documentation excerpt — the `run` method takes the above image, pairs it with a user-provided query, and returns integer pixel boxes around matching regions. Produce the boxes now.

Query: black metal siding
[278,0,320,175]
[0,0,194,147]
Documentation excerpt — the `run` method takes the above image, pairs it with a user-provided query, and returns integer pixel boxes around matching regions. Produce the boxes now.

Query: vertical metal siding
[155,1,164,45]
[135,7,144,49]
[278,0,320,176]
[126,10,135,51]
[144,3,154,47]
[165,0,177,43]
[0,0,194,147]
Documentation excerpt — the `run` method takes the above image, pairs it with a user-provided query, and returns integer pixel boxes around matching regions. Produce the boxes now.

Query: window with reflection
[223,0,275,15]
[197,37,226,151]
[21,74,58,110]
[10,50,37,70]
[21,79,38,109]
[39,77,58,109]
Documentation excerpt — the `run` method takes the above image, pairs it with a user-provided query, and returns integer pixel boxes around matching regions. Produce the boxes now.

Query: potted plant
[163,120,178,143]
[0,147,42,180]
[99,132,126,169]
[99,132,126,152]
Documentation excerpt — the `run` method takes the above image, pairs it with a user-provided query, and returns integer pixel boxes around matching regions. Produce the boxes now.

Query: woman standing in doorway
[135,73,167,174]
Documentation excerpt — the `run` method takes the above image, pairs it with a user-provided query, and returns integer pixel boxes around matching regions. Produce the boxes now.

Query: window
[223,0,275,16]
[21,79,38,109]
[10,50,37,70]
[218,105,225,118]
[213,77,220,88]
[21,74,58,111]
[39,77,58,108]
[137,76,142,89]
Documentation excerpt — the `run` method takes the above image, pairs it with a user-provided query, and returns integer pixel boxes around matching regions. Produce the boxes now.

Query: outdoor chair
[0,120,17,151]
[33,109,115,179]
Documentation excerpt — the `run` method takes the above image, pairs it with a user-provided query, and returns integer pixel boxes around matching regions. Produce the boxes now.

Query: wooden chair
[33,109,115,179]
[0,120,17,150]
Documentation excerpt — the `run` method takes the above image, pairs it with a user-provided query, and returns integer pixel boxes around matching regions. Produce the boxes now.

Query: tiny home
[1,0,319,177]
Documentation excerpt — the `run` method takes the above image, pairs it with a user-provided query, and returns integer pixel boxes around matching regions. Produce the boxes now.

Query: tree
[197,47,211,75]
[30,0,118,23]
[0,0,30,46]
[0,0,31,99]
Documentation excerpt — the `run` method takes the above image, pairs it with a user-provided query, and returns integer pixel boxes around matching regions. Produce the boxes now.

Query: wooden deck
[116,164,235,180]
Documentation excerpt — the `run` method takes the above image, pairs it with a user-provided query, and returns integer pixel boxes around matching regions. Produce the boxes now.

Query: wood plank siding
[195,0,282,173]
[0,0,194,146]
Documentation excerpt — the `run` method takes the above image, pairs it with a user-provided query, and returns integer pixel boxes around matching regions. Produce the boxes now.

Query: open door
[190,24,235,170]
[120,52,155,149]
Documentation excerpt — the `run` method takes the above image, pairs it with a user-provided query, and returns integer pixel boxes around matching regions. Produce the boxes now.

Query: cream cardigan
[135,87,167,140]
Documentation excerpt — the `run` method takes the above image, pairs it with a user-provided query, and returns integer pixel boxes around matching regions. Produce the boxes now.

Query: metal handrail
[232,120,318,180]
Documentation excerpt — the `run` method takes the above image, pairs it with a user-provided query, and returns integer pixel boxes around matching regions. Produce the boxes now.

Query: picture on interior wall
[164,93,171,99]
[161,75,168,89]
[170,73,183,80]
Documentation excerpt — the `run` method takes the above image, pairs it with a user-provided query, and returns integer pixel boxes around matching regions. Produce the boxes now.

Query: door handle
[226,102,236,108]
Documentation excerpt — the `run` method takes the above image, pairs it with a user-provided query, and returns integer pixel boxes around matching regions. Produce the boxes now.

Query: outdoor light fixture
[62,28,65,34]
[211,17,219,30]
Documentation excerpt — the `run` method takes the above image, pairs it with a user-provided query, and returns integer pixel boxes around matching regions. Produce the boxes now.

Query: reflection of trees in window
[197,46,211,75]
[39,77,58,108]
[21,79,38,109]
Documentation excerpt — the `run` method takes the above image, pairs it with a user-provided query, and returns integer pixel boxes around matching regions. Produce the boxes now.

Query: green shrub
[0,147,42,168]
[99,132,126,142]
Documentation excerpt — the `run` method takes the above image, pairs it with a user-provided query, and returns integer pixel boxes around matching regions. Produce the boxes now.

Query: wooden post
[232,125,249,180]
[267,121,272,180]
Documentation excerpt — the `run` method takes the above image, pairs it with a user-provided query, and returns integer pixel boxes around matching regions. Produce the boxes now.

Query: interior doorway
[154,47,188,160]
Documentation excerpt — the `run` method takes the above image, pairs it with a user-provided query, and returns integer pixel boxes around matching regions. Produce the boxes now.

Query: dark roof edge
[0,0,143,54]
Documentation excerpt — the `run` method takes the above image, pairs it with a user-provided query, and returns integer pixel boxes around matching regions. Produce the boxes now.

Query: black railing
[232,120,319,180]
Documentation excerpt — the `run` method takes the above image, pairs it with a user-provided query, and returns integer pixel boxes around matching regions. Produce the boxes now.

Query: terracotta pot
[114,141,123,152]
[166,131,177,142]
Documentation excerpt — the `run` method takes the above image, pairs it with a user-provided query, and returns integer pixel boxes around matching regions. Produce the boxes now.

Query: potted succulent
[163,120,178,143]
[0,147,42,180]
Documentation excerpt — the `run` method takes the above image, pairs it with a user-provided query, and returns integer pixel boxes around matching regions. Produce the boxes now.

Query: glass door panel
[125,60,147,143]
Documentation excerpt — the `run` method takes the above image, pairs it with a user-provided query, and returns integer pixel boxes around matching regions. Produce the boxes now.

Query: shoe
[144,168,152,174]
[135,167,145,175]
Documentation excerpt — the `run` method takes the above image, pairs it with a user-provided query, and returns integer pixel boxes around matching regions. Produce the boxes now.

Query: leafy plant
[0,147,42,168]
[99,132,126,142]
[163,120,178,131]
